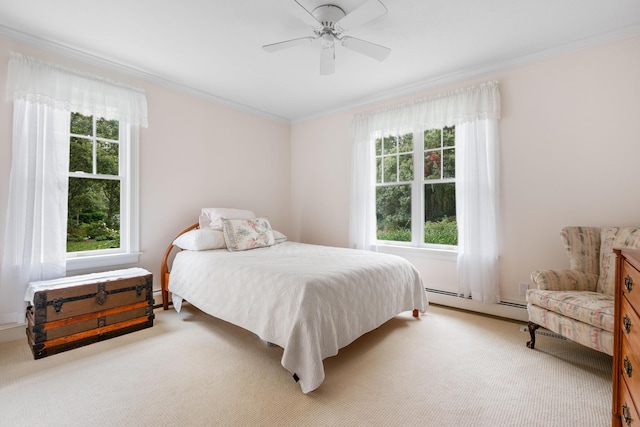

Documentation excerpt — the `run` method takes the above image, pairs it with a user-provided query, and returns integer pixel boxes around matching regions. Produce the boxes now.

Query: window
[351,81,500,300]
[66,113,140,270]
[375,126,457,247]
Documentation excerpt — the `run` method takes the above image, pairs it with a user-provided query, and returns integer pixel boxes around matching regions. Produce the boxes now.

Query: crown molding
[0,24,290,125]
[291,24,640,124]
[2,22,638,126]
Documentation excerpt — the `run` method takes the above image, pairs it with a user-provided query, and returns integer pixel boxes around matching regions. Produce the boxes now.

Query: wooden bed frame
[160,223,199,310]
[160,223,420,318]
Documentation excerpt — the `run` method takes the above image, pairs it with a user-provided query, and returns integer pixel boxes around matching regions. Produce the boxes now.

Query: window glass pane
[399,154,413,181]
[67,177,120,252]
[443,126,455,147]
[424,182,457,245]
[399,133,413,153]
[375,138,382,156]
[97,141,119,176]
[383,156,397,183]
[96,118,119,140]
[69,137,92,173]
[424,129,441,150]
[424,150,441,180]
[70,112,92,136]
[376,157,382,183]
[383,135,397,155]
[376,184,411,242]
[443,148,455,179]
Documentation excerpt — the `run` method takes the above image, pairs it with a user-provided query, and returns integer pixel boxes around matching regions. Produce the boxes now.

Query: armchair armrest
[531,269,599,292]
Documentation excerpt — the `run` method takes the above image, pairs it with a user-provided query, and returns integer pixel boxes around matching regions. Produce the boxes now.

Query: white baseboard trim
[426,288,528,322]
[0,322,26,344]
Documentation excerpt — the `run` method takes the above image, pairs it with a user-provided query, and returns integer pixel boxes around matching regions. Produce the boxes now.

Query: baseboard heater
[424,288,528,310]
[518,325,566,340]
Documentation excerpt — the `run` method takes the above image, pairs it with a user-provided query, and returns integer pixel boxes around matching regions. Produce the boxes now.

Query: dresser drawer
[620,378,640,427]
[621,297,640,352]
[622,259,640,311]
[622,334,640,404]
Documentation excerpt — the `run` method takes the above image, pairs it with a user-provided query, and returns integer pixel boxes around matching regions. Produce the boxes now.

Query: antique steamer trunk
[25,268,154,359]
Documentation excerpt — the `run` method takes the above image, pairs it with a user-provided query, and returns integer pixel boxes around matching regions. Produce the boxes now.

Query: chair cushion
[527,304,613,355]
[597,227,640,295]
[526,289,614,332]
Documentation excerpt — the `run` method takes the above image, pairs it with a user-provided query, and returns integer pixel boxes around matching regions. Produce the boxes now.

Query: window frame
[374,126,458,251]
[66,119,140,271]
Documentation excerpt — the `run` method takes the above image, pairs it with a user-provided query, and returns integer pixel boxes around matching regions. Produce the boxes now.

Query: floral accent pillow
[222,217,275,251]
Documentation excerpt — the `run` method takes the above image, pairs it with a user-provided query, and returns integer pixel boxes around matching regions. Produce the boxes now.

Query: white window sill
[374,244,458,262]
[66,252,141,272]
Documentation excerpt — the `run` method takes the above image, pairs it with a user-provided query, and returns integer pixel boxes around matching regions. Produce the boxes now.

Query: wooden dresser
[613,248,640,426]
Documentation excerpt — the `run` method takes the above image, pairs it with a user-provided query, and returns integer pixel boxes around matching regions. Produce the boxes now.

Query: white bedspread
[168,242,427,393]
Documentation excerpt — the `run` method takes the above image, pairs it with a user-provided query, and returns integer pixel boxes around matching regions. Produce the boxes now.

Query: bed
[160,218,428,393]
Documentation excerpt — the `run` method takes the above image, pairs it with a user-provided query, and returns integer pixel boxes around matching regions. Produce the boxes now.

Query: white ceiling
[0,0,639,122]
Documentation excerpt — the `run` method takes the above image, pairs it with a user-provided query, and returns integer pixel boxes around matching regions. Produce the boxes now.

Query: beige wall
[291,35,640,308]
[0,36,292,291]
[1,32,639,319]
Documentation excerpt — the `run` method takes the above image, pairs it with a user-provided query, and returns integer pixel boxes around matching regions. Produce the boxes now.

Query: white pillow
[222,217,275,251]
[199,208,256,230]
[273,230,287,243]
[173,229,226,251]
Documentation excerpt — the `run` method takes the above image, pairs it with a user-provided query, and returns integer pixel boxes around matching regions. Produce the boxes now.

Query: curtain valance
[352,81,500,142]
[6,52,148,128]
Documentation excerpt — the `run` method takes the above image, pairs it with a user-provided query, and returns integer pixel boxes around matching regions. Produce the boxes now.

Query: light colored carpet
[0,304,612,426]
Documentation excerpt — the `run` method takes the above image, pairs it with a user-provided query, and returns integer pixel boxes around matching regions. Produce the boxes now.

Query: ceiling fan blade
[320,44,335,75]
[263,37,316,52]
[341,36,391,61]
[336,0,387,31]
[289,0,322,29]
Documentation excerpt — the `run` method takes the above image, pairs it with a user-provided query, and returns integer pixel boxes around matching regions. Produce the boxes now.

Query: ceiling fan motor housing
[312,5,346,31]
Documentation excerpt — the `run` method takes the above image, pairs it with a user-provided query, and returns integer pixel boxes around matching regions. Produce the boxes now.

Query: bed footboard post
[162,289,169,310]
[412,309,419,318]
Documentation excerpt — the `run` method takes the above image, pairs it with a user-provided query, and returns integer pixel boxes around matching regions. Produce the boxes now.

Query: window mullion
[119,124,127,252]
[92,116,97,175]
[412,129,423,246]
[440,130,445,180]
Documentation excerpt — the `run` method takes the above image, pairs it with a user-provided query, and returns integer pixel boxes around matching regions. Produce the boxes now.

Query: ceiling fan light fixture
[263,0,391,75]
[321,32,335,48]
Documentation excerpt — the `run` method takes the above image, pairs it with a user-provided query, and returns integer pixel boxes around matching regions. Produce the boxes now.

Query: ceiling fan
[263,0,391,75]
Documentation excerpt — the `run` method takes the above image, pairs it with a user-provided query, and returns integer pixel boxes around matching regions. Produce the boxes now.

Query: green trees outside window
[375,126,458,246]
[67,113,121,252]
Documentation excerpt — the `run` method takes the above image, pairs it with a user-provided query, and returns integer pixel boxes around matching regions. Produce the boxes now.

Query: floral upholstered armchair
[526,226,640,355]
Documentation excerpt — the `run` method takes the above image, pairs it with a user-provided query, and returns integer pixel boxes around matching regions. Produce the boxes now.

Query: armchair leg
[526,321,540,349]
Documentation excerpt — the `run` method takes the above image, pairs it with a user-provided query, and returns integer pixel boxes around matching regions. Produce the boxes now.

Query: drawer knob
[624,315,632,335]
[625,356,633,378]
[626,275,634,292]
[623,402,632,426]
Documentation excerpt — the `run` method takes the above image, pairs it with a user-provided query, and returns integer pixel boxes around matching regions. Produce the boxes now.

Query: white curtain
[0,102,69,323]
[0,52,148,323]
[350,81,500,302]
[456,119,500,302]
